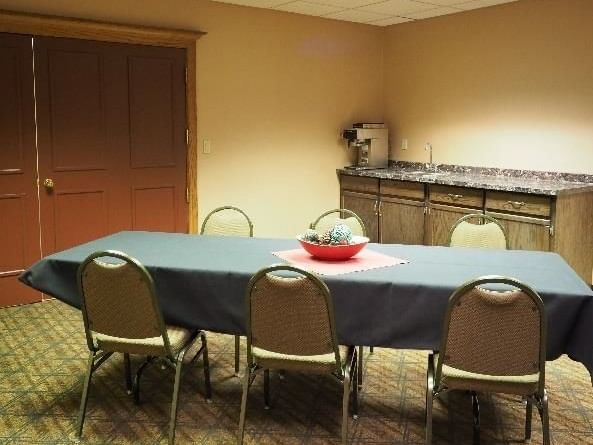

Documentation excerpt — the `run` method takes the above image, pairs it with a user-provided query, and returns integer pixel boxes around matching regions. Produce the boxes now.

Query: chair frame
[447,213,508,249]
[426,275,549,445]
[76,250,212,445]
[200,205,253,376]
[238,264,358,445]
[310,208,367,237]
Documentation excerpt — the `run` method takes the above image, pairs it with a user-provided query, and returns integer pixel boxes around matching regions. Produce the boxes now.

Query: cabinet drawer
[429,185,483,208]
[380,180,424,200]
[340,175,379,194]
[486,191,551,217]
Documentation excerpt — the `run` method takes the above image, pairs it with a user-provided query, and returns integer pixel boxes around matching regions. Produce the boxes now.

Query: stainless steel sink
[403,170,449,177]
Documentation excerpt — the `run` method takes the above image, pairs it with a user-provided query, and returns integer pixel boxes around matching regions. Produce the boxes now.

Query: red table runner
[272,248,408,276]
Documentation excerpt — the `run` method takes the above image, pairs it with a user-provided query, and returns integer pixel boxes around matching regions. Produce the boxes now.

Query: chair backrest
[311,208,366,237]
[245,264,342,373]
[200,206,253,237]
[77,250,172,356]
[436,275,546,394]
[448,213,507,249]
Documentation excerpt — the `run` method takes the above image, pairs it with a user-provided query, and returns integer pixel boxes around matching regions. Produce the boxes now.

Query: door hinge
[185,128,190,146]
[185,67,188,85]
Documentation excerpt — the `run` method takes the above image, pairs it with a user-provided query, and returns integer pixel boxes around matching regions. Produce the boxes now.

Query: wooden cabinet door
[342,191,379,242]
[0,34,41,306]
[487,212,551,251]
[428,205,479,246]
[380,197,425,245]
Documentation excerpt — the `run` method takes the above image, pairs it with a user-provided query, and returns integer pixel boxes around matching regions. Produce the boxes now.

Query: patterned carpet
[1,299,593,444]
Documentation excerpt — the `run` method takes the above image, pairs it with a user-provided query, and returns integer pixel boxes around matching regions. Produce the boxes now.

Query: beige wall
[384,0,593,173]
[0,0,384,237]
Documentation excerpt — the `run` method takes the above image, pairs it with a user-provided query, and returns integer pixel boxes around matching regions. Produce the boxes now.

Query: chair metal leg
[200,332,212,401]
[234,335,241,376]
[471,391,480,445]
[369,346,374,353]
[238,367,251,445]
[537,389,550,445]
[525,397,533,440]
[425,353,434,445]
[124,353,133,395]
[264,369,270,409]
[341,366,351,445]
[133,356,154,404]
[357,345,364,388]
[75,351,96,439]
[168,354,186,445]
[351,348,359,419]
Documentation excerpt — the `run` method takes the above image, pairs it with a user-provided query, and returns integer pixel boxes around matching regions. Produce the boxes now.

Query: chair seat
[436,353,540,395]
[94,325,192,356]
[253,345,351,373]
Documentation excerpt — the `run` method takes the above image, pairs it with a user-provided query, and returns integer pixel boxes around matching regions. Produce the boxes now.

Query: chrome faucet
[424,143,435,171]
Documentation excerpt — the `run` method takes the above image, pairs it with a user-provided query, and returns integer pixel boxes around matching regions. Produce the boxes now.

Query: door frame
[0,9,204,233]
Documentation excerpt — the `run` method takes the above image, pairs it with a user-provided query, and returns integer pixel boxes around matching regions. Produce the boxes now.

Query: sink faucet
[424,143,435,171]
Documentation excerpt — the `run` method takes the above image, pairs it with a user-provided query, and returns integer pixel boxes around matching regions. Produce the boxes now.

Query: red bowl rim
[296,235,370,246]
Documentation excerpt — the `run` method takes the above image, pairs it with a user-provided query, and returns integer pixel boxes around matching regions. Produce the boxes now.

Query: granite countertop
[337,162,593,196]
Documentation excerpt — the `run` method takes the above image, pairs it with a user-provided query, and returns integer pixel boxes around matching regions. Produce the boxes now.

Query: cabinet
[339,173,593,284]
[428,185,483,246]
[340,175,425,245]
[485,191,552,251]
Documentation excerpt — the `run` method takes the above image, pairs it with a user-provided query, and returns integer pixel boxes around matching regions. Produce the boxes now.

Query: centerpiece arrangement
[297,222,369,260]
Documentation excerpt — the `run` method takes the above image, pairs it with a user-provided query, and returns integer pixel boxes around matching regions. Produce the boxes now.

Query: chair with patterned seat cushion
[201,205,254,376]
[76,250,211,445]
[425,275,549,445]
[448,213,508,249]
[238,264,358,445]
[311,208,370,387]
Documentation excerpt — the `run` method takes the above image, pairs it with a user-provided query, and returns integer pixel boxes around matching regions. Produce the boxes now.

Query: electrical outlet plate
[401,139,408,150]
[203,139,211,154]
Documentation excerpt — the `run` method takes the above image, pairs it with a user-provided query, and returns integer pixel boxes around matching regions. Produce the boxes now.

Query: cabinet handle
[447,193,463,200]
[378,201,383,217]
[507,200,526,209]
[373,200,378,215]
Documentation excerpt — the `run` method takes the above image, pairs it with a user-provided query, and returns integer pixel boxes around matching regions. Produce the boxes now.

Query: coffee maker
[342,126,388,170]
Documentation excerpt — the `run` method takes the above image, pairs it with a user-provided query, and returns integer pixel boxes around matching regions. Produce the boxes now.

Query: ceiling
[210,0,518,26]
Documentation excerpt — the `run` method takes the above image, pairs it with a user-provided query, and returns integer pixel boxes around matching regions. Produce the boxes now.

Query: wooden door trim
[0,9,204,233]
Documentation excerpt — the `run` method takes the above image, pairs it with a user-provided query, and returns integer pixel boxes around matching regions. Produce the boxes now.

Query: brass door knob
[43,178,54,190]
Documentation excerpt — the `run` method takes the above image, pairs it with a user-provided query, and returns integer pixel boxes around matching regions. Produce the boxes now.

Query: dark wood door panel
[52,189,109,251]
[0,33,41,307]
[46,48,106,170]
[132,186,177,232]
[129,55,177,168]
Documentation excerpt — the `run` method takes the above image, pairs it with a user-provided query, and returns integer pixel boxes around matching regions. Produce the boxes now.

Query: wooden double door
[0,33,189,307]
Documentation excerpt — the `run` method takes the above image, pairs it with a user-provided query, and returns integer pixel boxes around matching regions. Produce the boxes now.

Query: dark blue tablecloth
[20,231,593,377]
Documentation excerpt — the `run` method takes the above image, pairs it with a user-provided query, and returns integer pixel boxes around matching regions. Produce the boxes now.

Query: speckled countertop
[337,162,593,196]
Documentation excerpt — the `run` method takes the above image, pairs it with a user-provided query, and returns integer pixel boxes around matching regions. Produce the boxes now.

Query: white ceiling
[210,0,518,26]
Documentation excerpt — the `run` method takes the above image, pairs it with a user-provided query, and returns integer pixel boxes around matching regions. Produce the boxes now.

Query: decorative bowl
[297,235,369,260]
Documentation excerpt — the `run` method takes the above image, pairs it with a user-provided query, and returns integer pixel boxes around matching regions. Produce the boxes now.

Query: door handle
[43,178,55,190]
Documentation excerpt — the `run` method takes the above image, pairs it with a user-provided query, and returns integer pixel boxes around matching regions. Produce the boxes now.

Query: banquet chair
[311,208,370,387]
[76,250,212,445]
[448,213,508,249]
[201,205,254,375]
[238,264,358,445]
[425,276,549,445]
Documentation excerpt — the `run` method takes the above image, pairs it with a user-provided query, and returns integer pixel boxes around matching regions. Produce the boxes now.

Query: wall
[383,0,593,173]
[0,0,384,237]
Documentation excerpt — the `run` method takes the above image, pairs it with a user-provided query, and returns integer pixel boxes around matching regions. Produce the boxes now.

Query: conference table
[19,231,593,378]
